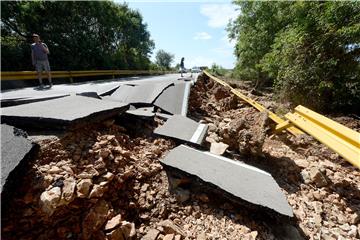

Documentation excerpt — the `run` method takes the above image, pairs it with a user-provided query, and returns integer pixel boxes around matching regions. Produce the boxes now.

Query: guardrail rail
[203,71,360,168]
[203,70,304,136]
[284,105,360,168]
[1,70,174,82]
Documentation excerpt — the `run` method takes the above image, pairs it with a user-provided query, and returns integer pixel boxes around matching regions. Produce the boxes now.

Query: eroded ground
[1,74,359,240]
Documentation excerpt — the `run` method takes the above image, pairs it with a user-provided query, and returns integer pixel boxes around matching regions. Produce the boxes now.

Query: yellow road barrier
[203,70,304,136]
[1,70,173,81]
[285,105,360,168]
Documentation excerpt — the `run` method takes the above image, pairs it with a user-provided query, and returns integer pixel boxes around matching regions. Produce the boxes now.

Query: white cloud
[200,4,238,28]
[193,32,212,40]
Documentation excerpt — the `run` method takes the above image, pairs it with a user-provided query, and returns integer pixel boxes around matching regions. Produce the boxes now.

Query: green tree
[1,1,154,71]
[155,49,174,70]
[228,1,293,87]
[229,1,360,112]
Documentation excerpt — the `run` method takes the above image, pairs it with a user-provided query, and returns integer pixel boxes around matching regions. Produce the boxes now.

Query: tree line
[228,1,360,112]
[1,1,155,71]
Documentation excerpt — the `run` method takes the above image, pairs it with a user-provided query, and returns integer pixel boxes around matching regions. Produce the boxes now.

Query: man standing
[180,57,185,77]
[31,33,52,88]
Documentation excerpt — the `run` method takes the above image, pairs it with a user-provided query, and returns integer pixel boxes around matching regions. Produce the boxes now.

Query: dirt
[188,74,360,240]
[1,73,359,240]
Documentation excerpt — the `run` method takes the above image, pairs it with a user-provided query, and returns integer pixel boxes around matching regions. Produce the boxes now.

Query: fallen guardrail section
[280,105,360,168]
[203,70,304,136]
[203,70,360,168]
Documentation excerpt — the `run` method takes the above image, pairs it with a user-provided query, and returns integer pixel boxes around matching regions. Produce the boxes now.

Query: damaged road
[3,72,356,239]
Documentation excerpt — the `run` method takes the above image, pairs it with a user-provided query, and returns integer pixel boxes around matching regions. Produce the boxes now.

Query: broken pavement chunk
[1,95,128,129]
[106,82,173,104]
[154,115,208,145]
[1,124,37,192]
[154,82,191,115]
[160,145,293,217]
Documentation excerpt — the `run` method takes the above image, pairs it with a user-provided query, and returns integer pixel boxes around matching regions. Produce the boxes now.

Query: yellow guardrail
[203,70,304,136]
[202,71,359,168]
[284,105,360,168]
[1,70,174,81]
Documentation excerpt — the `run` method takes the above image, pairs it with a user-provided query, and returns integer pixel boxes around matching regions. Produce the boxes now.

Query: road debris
[1,95,128,129]
[154,115,208,145]
[161,145,293,217]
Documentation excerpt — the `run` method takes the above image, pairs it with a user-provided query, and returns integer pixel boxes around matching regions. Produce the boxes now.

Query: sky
[115,0,239,69]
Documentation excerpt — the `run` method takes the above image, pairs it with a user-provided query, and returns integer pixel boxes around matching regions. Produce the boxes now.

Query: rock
[207,123,217,132]
[294,158,310,168]
[40,187,62,216]
[100,149,111,158]
[197,193,209,203]
[249,231,258,240]
[196,233,206,240]
[48,166,62,174]
[339,223,350,231]
[174,235,181,240]
[76,179,93,198]
[105,214,122,231]
[163,234,175,240]
[214,86,229,100]
[141,229,160,240]
[348,225,358,237]
[141,183,150,192]
[174,188,190,203]
[102,172,115,181]
[82,200,109,240]
[89,184,105,198]
[60,177,76,204]
[121,221,136,240]
[78,166,99,179]
[107,227,125,240]
[350,212,360,224]
[210,142,229,155]
[158,220,186,236]
[309,167,328,187]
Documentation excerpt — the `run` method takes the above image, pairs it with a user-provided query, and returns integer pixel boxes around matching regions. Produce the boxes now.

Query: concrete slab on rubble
[105,82,173,104]
[1,124,37,192]
[1,95,128,129]
[154,115,208,145]
[160,145,293,217]
[154,82,191,116]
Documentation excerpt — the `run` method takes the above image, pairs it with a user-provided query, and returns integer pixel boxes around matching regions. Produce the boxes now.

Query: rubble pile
[188,74,360,240]
[2,73,359,240]
[1,121,275,240]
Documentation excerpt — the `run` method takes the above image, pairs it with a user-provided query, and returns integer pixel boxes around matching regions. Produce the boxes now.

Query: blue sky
[115,0,239,69]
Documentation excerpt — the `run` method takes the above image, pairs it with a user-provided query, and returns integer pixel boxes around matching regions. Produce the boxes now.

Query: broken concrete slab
[154,82,191,116]
[1,124,37,192]
[1,94,70,107]
[126,106,155,118]
[1,95,128,129]
[160,145,293,217]
[154,115,208,145]
[106,82,173,104]
[210,142,229,155]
